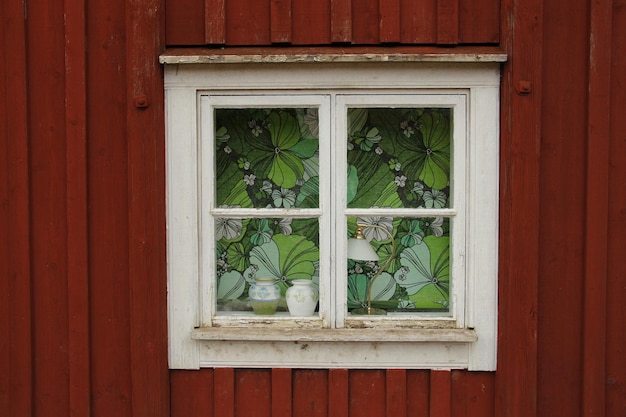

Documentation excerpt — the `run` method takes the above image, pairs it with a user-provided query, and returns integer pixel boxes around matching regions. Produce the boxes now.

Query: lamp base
[351,307,387,316]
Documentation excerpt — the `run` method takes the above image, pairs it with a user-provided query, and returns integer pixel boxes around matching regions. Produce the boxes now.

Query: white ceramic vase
[286,279,318,316]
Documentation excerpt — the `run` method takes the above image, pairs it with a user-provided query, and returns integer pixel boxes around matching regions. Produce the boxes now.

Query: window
[164,57,501,370]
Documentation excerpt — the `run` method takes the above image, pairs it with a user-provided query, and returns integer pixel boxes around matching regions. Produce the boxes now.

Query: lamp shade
[347,237,379,261]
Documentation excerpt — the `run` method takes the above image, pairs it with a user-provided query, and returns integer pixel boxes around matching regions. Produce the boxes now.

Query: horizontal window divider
[344,208,457,217]
[210,208,323,217]
[192,327,477,343]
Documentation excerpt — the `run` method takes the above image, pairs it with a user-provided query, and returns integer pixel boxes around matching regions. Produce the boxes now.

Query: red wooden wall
[1,1,625,417]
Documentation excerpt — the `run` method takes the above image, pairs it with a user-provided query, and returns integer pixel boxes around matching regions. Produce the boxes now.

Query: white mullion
[333,94,348,328]
[318,94,332,328]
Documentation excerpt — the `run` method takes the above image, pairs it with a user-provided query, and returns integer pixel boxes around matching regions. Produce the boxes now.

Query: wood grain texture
[206,0,226,44]
[225,0,271,44]
[379,0,400,43]
[236,369,272,416]
[437,0,459,44]
[293,370,328,417]
[328,369,349,417]
[458,0,499,43]
[26,0,71,414]
[350,0,380,44]
[537,1,588,416]
[272,368,293,417]
[171,370,214,417]
[606,3,626,415]
[293,0,331,44]
[400,0,437,43]
[271,0,292,43]
[349,371,386,417]
[64,0,90,415]
[165,0,205,44]
[214,368,235,417]
[429,370,451,417]
[386,369,407,417]
[87,0,133,415]
[126,0,170,415]
[496,0,543,415]
[582,0,613,415]
[330,0,352,42]
[0,1,32,415]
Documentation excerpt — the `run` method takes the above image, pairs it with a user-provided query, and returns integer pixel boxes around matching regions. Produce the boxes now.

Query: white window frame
[163,58,501,371]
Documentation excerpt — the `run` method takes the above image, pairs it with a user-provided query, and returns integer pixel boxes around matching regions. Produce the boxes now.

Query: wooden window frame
[163,56,502,370]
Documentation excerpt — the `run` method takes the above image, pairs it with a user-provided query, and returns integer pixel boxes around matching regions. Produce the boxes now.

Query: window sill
[192,326,477,343]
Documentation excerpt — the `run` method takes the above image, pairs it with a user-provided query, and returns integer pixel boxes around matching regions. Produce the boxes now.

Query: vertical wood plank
[436,0,459,44]
[0,1,32,415]
[293,370,328,417]
[386,369,407,417]
[537,1,588,415]
[214,368,235,417]
[64,0,90,415]
[205,0,225,44]
[171,370,214,417]
[351,0,380,44]
[606,5,626,414]
[379,0,400,43]
[126,0,170,416]
[87,0,133,414]
[400,0,437,44]
[235,369,272,417]
[429,370,451,417]
[27,0,71,414]
[330,0,352,42]
[328,369,349,417]
[349,371,386,417]
[272,368,293,417]
[458,0,499,43]
[225,0,271,45]
[271,0,292,43]
[165,0,206,45]
[582,0,612,415]
[406,370,429,417]
[496,0,543,416]
[451,371,495,417]
[292,0,331,45]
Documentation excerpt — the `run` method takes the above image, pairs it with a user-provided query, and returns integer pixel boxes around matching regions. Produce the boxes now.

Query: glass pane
[215,108,320,209]
[347,217,450,313]
[216,217,320,312]
[347,108,452,209]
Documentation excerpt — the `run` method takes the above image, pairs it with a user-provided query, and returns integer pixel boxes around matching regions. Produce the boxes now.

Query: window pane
[215,108,320,209]
[347,108,451,209]
[347,217,450,312]
[216,217,320,312]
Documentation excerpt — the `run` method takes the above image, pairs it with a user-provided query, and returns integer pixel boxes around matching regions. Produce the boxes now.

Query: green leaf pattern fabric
[346,108,451,312]
[213,106,451,312]
[214,108,320,311]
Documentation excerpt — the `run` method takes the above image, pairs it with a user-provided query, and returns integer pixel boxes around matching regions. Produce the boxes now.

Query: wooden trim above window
[159,46,507,65]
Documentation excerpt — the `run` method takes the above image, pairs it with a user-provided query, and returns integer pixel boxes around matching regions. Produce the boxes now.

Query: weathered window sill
[192,326,477,343]
[160,46,507,65]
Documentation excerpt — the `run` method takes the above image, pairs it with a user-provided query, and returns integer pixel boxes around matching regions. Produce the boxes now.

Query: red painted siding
[1,0,625,417]
[166,0,500,46]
